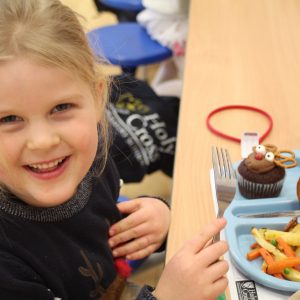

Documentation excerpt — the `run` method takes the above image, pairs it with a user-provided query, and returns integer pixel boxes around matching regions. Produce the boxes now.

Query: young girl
[0,1,229,299]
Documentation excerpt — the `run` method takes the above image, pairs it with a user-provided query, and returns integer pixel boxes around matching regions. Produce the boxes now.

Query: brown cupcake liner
[237,171,285,199]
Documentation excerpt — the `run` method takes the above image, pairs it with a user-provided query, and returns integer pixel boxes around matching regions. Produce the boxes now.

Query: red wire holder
[206,105,273,143]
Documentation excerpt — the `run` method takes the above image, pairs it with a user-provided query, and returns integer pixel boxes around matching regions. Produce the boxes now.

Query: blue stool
[88,22,172,76]
[99,0,143,12]
[117,195,147,271]
[94,0,144,22]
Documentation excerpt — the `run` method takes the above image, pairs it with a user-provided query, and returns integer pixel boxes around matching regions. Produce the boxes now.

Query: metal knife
[238,210,300,218]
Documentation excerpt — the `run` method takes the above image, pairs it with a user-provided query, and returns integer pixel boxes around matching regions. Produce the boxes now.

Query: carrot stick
[276,237,296,257]
[259,248,275,264]
[247,248,261,261]
[276,237,300,272]
[259,248,284,279]
[250,242,259,249]
[266,257,300,274]
[262,261,267,273]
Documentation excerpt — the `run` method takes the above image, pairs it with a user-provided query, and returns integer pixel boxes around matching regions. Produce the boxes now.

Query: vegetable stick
[262,261,267,273]
[291,224,300,234]
[284,217,298,232]
[259,229,300,246]
[247,247,261,261]
[283,268,300,282]
[250,242,259,249]
[295,246,300,257]
[267,257,300,274]
[252,228,286,259]
[259,248,283,279]
[276,237,300,272]
[259,248,274,264]
[276,237,296,257]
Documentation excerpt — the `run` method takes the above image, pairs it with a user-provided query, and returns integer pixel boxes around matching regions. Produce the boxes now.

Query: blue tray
[224,150,300,293]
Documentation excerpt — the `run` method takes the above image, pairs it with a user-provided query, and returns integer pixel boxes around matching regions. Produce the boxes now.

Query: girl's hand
[153,218,229,300]
[108,197,170,260]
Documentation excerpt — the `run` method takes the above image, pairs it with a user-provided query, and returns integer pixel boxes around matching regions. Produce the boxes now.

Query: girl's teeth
[30,158,64,170]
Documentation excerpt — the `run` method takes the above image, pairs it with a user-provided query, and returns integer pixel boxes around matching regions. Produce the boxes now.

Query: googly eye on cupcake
[237,144,297,199]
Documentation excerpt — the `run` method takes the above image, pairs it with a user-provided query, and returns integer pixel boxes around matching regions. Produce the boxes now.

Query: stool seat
[99,0,144,12]
[88,23,172,68]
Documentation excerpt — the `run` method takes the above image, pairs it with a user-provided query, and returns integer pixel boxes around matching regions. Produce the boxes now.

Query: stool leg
[93,1,138,22]
[117,11,138,22]
[138,66,147,81]
[121,66,137,77]
[93,1,116,13]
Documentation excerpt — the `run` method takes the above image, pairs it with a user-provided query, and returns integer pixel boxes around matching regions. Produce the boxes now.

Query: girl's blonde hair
[0,0,110,172]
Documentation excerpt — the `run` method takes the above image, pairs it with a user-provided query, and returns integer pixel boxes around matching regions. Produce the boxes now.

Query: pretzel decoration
[274,150,297,168]
[264,144,278,153]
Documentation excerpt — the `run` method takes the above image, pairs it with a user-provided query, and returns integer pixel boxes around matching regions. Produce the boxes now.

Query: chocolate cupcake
[237,144,297,199]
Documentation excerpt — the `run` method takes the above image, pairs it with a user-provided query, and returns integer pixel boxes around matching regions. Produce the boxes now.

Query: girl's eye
[265,152,275,162]
[52,103,73,113]
[255,144,266,155]
[0,115,22,123]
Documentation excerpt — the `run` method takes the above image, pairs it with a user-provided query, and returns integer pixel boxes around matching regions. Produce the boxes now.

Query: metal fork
[212,147,237,242]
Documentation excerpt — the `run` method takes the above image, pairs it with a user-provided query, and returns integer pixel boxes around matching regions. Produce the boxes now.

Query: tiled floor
[60,1,172,298]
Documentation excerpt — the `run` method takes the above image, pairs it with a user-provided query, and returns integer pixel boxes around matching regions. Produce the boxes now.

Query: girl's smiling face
[0,58,101,207]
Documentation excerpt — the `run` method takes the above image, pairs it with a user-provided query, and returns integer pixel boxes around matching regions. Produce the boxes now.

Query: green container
[216,294,226,300]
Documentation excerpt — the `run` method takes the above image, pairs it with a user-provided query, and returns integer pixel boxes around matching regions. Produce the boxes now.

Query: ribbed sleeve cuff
[136,285,157,300]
